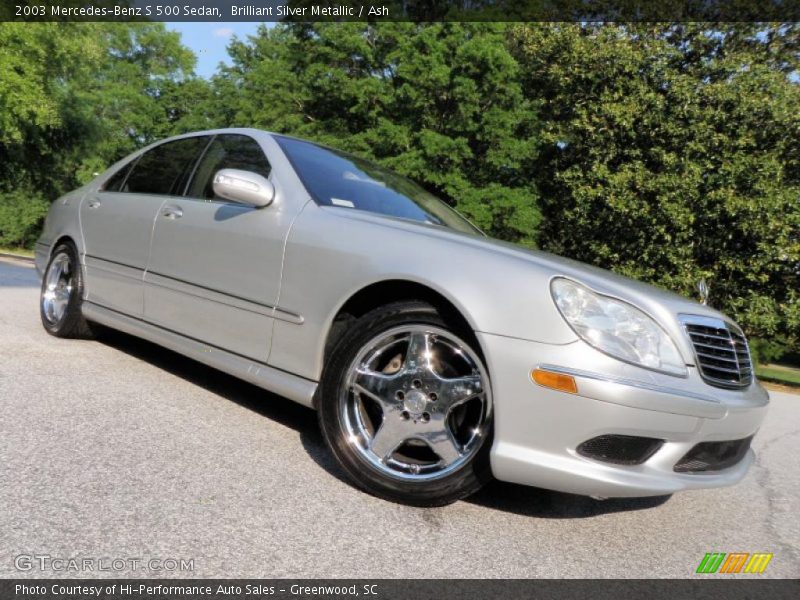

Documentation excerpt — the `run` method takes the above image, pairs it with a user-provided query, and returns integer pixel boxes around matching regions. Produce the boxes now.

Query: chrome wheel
[41,252,73,324]
[340,325,492,481]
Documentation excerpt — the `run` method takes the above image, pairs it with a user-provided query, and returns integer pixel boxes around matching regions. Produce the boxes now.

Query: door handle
[87,200,102,209]
[162,205,183,219]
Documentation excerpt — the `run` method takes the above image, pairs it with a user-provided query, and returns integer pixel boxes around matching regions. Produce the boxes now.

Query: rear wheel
[40,242,94,339]
[318,301,493,506]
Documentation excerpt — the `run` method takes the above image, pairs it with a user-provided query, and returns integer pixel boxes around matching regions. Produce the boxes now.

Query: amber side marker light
[531,368,578,394]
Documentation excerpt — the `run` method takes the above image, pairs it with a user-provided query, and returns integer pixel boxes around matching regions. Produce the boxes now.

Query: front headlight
[551,278,687,377]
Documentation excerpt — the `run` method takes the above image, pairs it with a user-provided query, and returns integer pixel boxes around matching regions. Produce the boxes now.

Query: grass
[756,363,800,388]
[0,246,34,258]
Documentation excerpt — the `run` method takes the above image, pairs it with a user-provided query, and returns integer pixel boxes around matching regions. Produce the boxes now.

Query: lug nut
[428,392,437,401]
[401,410,410,420]
[412,379,422,389]
[396,390,405,400]
[421,412,431,422]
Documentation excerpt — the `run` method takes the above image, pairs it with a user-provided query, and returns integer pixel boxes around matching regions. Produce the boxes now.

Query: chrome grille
[679,314,753,389]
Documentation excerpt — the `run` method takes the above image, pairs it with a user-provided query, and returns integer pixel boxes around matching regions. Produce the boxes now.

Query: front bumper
[479,332,769,498]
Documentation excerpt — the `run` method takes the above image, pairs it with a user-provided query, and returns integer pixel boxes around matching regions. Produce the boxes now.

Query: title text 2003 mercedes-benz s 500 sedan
[35,129,769,506]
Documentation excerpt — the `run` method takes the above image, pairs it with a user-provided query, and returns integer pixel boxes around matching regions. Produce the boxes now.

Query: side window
[186,135,271,200]
[124,136,210,196]
[102,161,135,192]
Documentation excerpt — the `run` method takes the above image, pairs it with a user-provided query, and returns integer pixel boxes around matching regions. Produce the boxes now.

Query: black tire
[317,301,493,506]
[39,242,95,339]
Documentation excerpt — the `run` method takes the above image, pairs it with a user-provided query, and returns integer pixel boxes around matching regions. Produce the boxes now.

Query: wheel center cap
[403,390,427,416]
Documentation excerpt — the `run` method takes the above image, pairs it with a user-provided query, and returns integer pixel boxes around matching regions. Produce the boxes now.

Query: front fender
[268,205,577,381]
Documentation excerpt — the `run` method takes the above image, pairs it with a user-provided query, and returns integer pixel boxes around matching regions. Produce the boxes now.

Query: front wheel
[40,242,94,339]
[318,301,493,506]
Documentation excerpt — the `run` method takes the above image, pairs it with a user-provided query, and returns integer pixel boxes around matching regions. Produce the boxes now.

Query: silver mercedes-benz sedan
[35,128,769,506]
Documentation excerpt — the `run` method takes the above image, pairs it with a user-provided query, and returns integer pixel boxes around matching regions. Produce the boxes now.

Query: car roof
[164,127,274,140]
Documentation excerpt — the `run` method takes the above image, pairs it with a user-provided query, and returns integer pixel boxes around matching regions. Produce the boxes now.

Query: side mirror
[212,168,275,208]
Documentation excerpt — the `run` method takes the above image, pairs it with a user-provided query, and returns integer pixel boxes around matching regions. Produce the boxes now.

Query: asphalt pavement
[0,257,797,578]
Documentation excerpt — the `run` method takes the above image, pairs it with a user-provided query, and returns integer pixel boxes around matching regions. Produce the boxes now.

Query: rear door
[80,136,210,316]
[144,133,294,362]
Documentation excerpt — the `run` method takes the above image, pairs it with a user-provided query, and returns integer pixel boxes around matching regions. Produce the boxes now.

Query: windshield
[275,135,481,235]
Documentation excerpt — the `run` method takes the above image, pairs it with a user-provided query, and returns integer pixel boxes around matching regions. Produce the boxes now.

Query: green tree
[213,23,541,244]
[512,23,800,348]
[0,23,104,245]
[0,23,205,247]
[74,23,208,177]
[0,24,104,193]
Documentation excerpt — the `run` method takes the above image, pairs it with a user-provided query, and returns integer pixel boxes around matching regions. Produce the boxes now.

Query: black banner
[3,0,800,22]
[1,579,799,600]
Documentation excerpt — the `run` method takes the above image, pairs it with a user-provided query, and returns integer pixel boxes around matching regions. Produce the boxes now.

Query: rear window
[124,136,210,196]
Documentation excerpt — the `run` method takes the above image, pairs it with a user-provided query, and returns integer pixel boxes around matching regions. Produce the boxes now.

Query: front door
[144,133,294,362]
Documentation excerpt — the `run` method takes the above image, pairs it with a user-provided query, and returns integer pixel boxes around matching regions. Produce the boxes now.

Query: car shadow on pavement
[466,480,672,518]
[98,327,672,518]
[95,326,352,482]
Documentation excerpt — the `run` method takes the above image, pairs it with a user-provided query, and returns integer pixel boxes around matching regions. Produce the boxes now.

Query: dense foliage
[511,23,800,353]
[0,22,201,245]
[211,23,541,244]
[0,22,797,352]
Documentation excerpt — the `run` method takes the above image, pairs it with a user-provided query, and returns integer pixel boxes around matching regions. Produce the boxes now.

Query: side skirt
[82,301,318,408]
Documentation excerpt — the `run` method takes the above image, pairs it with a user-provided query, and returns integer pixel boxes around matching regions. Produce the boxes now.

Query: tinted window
[103,161,135,192]
[187,134,271,200]
[274,136,480,235]
[125,136,210,196]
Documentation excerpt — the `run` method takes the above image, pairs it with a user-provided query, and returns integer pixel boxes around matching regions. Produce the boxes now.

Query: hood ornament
[696,279,710,306]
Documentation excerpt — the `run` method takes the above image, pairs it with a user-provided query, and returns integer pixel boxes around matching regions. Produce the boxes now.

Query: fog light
[531,368,578,394]
[673,436,753,472]
[578,434,664,465]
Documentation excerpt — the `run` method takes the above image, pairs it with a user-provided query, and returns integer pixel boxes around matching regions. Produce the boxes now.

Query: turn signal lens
[531,369,578,394]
